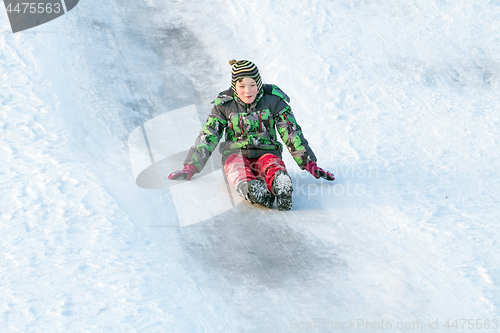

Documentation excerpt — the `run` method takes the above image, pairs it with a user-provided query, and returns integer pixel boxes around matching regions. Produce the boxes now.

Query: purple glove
[168,164,198,181]
[305,161,335,181]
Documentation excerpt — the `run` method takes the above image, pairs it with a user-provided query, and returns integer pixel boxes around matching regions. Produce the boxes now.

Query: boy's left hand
[305,161,335,181]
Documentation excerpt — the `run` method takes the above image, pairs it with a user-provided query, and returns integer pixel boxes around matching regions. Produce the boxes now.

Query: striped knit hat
[229,59,263,93]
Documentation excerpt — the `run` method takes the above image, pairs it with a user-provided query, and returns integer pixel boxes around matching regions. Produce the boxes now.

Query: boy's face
[235,77,258,104]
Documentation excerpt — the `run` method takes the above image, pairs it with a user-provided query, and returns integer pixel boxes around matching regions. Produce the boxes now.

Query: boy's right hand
[168,164,198,181]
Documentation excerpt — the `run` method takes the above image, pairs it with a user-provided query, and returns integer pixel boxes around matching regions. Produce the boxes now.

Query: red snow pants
[223,153,288,193]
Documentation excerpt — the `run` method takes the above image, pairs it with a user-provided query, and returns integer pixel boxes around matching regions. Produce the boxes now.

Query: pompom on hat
[229,59,263,93]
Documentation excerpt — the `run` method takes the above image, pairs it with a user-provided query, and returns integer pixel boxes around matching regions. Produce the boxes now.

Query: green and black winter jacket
[184,84,317,172]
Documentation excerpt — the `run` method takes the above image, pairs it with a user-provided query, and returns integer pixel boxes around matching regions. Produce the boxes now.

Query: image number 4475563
[3,0,79,33]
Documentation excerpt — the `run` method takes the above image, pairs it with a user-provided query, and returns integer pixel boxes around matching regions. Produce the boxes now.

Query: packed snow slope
[1,0,500,332]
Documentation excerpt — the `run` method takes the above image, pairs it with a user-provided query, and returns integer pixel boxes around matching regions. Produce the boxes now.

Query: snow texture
[1,0,500,332]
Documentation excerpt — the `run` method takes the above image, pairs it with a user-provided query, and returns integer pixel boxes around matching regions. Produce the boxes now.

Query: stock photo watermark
[289,318,499,330]
[3,0,79,33]
[292,164,393,200]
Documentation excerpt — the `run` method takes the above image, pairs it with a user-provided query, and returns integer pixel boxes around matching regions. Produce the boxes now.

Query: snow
[1,0,500,331]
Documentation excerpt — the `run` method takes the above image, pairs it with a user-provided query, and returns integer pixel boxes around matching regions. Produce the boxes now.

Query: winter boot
[236,180,275,208]
[272,170,293,211]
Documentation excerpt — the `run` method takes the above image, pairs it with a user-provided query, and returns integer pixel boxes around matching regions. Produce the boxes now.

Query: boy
[168,60,334,210]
